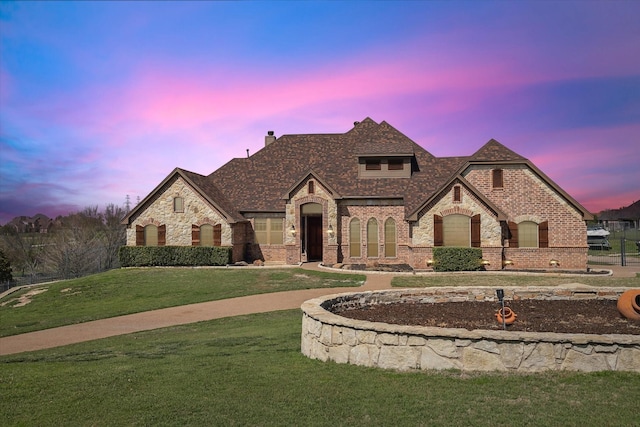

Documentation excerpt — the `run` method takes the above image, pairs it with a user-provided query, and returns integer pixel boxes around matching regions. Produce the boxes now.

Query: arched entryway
[301,203,323,261]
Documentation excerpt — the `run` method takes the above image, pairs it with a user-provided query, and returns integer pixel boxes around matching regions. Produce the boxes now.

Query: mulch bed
[332,299,640,335]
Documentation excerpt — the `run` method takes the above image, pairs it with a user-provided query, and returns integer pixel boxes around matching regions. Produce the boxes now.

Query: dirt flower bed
[333,299,640,335]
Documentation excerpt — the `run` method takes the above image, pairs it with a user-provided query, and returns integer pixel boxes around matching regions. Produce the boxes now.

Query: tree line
[0,204,127,287]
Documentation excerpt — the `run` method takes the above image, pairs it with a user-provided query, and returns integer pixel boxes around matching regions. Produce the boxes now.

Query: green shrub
[432,247,483,272]
[118,246,232,267]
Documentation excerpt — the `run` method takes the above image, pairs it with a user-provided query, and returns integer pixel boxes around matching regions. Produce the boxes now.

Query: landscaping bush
[432,247,483,272]
[118,246,232,267]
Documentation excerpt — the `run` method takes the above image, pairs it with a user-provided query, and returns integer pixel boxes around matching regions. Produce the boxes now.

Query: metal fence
[588,229,640,267]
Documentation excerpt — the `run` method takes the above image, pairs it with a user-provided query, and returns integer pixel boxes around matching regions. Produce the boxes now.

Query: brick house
[122,118,593,270]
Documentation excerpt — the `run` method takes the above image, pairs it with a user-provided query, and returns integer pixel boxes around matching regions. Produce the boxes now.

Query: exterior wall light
[503,259,514,268]
[327,225,334,236]
[289,225,296,236]
[549,259,559,267]
[481,259,491,266]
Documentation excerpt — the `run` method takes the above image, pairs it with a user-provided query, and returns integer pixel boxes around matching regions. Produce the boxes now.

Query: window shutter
[508,221,518,248]
[136,225,144,246]
[471,214,481,247]
[158,225,166,246]
[539,221,549,248]
[434,215,443,247]
[214,224,222,246]
[192,225,200,246]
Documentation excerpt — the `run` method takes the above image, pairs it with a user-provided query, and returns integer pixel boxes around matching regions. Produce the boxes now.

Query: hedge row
[118,246,232,267]
[432,247,484,272]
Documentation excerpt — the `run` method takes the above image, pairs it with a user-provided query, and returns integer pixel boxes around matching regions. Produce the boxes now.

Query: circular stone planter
[301,286,640,373]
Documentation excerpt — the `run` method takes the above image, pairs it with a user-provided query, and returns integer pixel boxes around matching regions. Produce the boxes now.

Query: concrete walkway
[0,264,390,356]
[1,263,638,356]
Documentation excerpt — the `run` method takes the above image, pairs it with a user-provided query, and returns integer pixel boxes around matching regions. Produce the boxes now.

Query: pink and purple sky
[1,1,639,224]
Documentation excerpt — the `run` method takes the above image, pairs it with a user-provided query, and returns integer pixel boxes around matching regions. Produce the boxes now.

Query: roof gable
[122,168,243,225]
[470,139,527,162]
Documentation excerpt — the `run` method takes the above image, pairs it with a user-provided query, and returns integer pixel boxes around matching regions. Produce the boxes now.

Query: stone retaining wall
[301,287,640,372]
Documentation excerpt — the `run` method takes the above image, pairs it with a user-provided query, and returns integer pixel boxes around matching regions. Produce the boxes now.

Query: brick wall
[464,165,588,269]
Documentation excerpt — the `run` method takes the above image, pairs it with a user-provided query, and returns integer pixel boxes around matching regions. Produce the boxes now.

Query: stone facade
[126,176,233,247]
[301,287,640,373]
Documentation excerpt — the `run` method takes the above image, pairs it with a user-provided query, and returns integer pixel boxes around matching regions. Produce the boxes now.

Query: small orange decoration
[617,289,640,320]
[495,307,517,325]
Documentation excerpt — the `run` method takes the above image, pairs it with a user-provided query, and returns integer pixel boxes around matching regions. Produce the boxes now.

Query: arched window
[200,224,214,246]
[443,214,470,247]
[367,218,378,257]
[384,218,396,257]
[144,224,158,246]
[518,221,538,248]
[173,197,184,212]
[349,218,361,257]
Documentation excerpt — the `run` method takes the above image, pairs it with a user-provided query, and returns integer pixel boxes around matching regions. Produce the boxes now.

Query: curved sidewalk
[2,264,638,356]
[0,266,391,356]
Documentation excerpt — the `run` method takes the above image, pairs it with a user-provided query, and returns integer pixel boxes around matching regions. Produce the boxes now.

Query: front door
[305,216,323,261]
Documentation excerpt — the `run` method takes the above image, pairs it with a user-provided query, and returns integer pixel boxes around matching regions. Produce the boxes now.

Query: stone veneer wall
[301,287,640,373]
[126,177,233,247]
[412,185,503,270]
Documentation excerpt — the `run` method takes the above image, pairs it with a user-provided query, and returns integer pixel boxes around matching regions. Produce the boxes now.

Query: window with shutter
[200,224,214,246]
[136,225,144,246]
[349,218,361,257]
[214,224,222,246]
[158,225,166,246]
[192,224,200,246]
[508,221,518,248]
[518,221,538,247]
[539,221,549,248]
[144,224,158,246]
[434,215,443,247]
[471,214,481,247]
[443,214,470,247]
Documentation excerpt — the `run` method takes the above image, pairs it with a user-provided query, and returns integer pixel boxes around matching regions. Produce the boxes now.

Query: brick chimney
[265,131,276,146]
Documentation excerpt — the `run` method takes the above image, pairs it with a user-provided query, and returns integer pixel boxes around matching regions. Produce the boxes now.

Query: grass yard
[391,271,640,288]
[0,267,365,337]
[1,310,638,426]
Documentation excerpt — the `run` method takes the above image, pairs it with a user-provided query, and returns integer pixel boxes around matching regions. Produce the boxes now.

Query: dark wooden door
[306,216,323,261]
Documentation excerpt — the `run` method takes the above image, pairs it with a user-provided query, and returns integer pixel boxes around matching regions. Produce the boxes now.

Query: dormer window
[359,156,412,179]
[365,160,381,170]
[388,159,404,170]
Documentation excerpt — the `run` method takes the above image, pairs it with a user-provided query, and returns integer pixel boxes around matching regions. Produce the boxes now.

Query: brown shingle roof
[207,118,470,218]
[470,139,526,162]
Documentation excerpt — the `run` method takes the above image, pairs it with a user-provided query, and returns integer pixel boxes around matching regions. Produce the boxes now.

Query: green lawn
[1,310,638,426]
[0,267,365,337]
